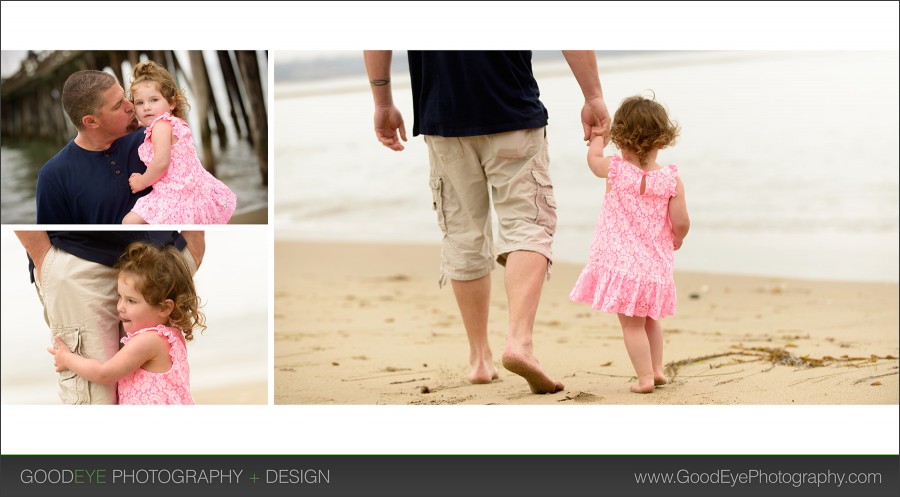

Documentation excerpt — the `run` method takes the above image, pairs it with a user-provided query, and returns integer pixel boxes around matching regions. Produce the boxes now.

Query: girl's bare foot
[654,374,668,386]
[630,381,655,394]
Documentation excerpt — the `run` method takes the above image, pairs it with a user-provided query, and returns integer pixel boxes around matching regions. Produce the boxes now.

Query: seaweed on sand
[664,346,897,380]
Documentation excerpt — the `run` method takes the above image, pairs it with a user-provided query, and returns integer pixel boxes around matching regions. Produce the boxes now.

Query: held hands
[673,237,684,251]
[373,105,407,151]
[128,173,146,194]
[581,96,611,143]
[47,336,72,372]
[588,125,609,150]
[590,125,608,142]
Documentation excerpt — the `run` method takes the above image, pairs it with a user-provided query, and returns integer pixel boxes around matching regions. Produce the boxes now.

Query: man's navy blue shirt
[36,129,148,224]
[407,51,549,137]
[28,231,186,283]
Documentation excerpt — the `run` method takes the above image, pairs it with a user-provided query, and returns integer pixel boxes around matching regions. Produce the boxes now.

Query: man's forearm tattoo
[370,78,390,86]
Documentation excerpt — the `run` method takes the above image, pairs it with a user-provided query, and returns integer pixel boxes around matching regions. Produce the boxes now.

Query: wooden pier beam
[218,50,250,141]
[188,51,217,174]
[236,50,268,185]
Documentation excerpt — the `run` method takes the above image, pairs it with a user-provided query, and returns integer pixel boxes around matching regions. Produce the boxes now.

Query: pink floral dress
[131,113,237,224]
[117,325,194,405]
[569,155,680,319]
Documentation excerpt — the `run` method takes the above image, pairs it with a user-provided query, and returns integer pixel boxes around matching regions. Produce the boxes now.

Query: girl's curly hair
[609,93,680,166]
[115,242,206,341]
[130,61,190,120]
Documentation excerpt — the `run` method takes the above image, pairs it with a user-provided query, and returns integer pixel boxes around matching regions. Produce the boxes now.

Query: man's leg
[485,128,563,393]
[451,275,497,383]
[500,250,563,393]
[426,135,497,384]
[36,247,119,404]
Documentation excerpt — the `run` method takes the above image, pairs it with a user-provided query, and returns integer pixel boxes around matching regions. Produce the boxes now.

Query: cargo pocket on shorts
[430,177,448,235]
[531,167,558,236]
[53,327,89,404]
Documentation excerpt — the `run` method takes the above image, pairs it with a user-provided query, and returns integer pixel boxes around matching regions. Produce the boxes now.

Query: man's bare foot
[501,349,563,394]
[469,360,499,384]
[630,381,655,394]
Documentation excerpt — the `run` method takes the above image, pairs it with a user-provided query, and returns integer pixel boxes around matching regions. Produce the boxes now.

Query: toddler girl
[123,61,237,224]
[569,94,690,393]
[49,241,205,404]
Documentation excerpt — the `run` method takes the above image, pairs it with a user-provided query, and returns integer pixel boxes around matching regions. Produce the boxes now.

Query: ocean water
[0,138,268,225]
[275,51,899,282]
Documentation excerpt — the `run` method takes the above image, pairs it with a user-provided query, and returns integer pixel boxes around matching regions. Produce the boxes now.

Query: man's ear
[81,114,100,129]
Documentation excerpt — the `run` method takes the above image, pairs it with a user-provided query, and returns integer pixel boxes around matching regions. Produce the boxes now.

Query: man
[17,230,205,404]
[36,69,147,224]
[364,50,610,393]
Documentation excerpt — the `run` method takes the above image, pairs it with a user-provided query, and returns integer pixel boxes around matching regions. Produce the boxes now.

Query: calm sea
[275,51,899,283]
[0,137,268,225]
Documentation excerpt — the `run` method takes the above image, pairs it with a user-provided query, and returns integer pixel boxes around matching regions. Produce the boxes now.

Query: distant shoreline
[274,51,813,100]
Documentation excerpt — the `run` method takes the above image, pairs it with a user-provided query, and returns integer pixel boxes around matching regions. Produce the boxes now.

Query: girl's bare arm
[668,177,690,250]
[48,333,163,384]
[587,131,612,178]
[129,120,174,193]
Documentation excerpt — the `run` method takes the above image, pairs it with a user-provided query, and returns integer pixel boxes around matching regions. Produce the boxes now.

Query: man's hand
[374,105,407,151]
[181,231,206,269]
[15,231,51,283]
[589,126,608,149]
[581,96,611,143]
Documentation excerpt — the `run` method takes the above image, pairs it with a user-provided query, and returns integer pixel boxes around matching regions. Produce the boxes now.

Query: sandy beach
[193,380,267,405]
[274,240,899,405]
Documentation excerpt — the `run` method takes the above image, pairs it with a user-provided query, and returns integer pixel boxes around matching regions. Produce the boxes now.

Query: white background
[1,1,898,455]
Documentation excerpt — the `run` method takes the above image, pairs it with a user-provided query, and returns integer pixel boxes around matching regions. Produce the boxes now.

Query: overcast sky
[1,50,27,78]
[1,50,341,79]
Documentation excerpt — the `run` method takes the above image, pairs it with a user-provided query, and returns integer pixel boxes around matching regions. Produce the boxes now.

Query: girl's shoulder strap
[665,163,680,197]
[144,113,190,141]
[607,154,623,182]
[152,325,185,345]
[120,325,180,345]
[167,114,191,140]
[121,325,160,345]
[144,112,173,131]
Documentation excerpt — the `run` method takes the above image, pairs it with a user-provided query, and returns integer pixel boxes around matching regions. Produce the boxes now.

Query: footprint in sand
[560,391,601,403]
